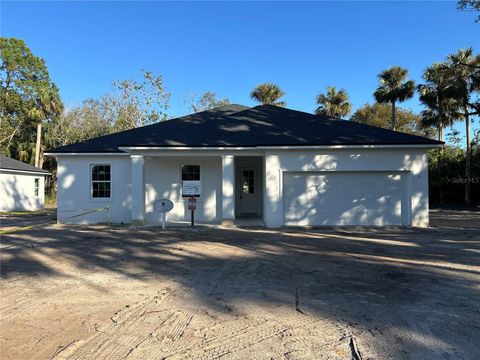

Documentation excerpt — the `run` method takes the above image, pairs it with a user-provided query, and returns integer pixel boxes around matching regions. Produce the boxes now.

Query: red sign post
[188,196,197,227]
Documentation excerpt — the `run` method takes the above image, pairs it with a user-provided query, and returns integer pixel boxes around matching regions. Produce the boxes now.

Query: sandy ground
[1,208,479,359]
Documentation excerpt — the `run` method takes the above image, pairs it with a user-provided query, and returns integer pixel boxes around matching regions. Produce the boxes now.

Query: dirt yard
[1,208,479,359]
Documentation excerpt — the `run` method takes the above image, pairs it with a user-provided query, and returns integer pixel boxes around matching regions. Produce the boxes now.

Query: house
[46,105,442,227]
[0,154,50,212]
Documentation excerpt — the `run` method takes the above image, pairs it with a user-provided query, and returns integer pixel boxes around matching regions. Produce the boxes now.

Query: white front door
[239,168,258,214]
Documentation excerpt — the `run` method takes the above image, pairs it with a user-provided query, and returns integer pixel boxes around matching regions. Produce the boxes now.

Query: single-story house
[0,154,50,212]
[46,104,443,227]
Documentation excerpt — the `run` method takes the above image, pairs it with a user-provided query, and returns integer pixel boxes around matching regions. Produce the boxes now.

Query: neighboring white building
[0,154,50,212]
[46,105,442,227]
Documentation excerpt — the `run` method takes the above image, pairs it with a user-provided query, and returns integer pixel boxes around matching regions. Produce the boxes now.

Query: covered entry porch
[125,149,265,227]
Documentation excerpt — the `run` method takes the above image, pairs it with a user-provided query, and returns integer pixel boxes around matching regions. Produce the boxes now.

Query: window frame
[180,163,201,198]
[90,163,113,201]
[34,178,40,197]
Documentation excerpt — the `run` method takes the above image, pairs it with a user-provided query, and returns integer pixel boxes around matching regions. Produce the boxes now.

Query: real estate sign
[182,181,201,197]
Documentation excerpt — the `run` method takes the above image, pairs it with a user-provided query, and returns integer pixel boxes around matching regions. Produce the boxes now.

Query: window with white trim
[34,178,40,197]
[91,164,111,198]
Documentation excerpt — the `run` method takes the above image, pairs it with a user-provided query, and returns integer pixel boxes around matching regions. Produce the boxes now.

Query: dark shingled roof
[47,104,442,154]
[0,154,50,174]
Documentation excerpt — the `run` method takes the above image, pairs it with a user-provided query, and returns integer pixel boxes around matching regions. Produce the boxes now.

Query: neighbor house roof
[0,154,50,174]
[47,104,443,154]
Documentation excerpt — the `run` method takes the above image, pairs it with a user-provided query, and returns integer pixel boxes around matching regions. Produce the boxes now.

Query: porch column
[221,155,235,225]
[131,154,145,225]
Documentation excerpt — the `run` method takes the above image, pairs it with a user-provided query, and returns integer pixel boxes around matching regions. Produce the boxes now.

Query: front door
[240,168,258,214]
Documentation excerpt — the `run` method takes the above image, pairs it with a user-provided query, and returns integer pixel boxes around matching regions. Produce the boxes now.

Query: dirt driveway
[1,208,479,359]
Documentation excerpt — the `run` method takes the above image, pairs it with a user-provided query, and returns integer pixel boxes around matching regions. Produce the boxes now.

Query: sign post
[188,196,196,227]
[153,199,174,229]
[183,180,200,228]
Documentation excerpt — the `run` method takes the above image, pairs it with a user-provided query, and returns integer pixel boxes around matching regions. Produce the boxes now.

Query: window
[91,164,111,198]
[34,178,40,197]
[181,165,200,197]
[181,165,200,181]
[242,170,254,194]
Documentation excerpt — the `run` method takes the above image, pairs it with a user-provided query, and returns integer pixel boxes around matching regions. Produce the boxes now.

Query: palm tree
[250,83,286,107]
[374,66,415,131]
[315,86,352,118]
[29,84,63,168]
[446,48,480,204]
[417,63,459,142]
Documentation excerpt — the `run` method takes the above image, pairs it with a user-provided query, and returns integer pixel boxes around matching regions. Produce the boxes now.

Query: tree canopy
[417,62,461,141]
[458,0,480,22]
[1,37,63,164]
[350,102,434,137]
[250,83,286,107]
[315,86,351,118]
[373,66,415,130]
[191,91,230,112]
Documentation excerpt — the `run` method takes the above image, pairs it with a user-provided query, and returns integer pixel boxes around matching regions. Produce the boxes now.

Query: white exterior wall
[145,157,222,223]
[57,156,131,224]
[0,172,45,211]
[264,148,429,228]
[55,147,430,227]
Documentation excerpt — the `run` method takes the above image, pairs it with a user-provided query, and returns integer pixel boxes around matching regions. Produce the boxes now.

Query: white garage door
[283,172,406,226]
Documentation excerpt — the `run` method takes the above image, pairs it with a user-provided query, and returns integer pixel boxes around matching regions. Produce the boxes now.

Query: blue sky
[1,1,479,140]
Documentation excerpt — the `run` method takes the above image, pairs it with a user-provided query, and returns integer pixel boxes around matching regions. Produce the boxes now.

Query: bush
[45,191,57,208]
[428,145,480,205]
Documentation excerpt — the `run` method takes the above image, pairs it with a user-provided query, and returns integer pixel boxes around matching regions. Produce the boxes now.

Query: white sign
[154,199,174,213]
[153,199,174,229]
[182,181,201,197]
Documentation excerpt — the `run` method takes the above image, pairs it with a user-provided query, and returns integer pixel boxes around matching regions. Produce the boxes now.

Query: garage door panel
[284,172,404,226]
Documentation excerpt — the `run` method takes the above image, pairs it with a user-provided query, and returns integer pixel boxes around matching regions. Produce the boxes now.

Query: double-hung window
[91,164,111,198]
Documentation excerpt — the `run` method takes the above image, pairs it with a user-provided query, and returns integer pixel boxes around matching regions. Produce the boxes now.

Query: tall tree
[191,91,230,112]
[350,102,434,137]
[250,83,285,107]
[47,97,115,149]
[315,86,352,118]
[0,37,62,167]
[112,69,170,130]
[458,0,480,22]
[447,48,480,203]
[373,66,415,131]
[417,63,460,142]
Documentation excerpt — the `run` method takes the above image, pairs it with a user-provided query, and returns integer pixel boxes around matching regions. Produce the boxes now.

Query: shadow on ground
[1,208,479,358]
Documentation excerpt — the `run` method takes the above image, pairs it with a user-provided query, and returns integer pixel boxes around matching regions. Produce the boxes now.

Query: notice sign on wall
[182,181,201,197]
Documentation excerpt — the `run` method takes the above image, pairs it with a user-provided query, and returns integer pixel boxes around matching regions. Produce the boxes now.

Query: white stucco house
[46,104,442,227]
[0,154,50,212]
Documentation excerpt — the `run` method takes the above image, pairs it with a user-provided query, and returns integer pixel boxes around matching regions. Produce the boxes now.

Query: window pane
[182,165,200,181]
[92,167,99,181]
[104,166,111,181]
[92,182,111,198]
[242,170,254,194]
[92,165,111,181]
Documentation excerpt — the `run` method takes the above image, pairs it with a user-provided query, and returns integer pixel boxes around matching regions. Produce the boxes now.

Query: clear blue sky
[1,1,479,141]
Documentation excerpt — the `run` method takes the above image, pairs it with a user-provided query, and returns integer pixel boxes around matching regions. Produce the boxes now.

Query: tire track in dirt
[162,312,341,360]
[53,287,178,359]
